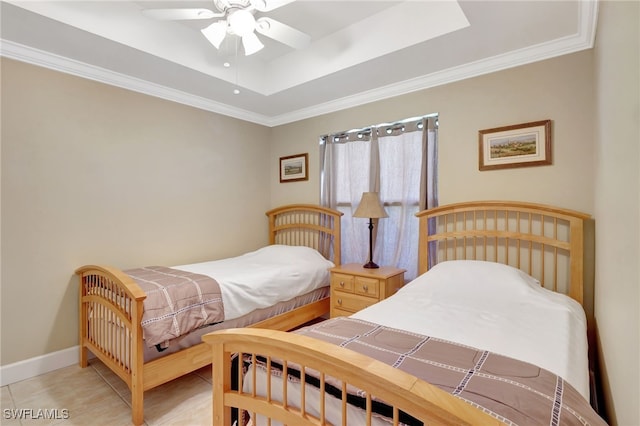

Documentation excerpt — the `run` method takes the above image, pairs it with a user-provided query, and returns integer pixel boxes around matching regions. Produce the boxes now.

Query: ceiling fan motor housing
[213,0,255,14]
[228,9,256,36]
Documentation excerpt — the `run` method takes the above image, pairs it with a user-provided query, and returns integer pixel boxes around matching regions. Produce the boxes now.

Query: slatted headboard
[417,201,590,304]
[266,204,343,266]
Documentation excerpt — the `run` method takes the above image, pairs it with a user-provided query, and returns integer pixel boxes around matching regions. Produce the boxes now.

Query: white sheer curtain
[320,115,438,280]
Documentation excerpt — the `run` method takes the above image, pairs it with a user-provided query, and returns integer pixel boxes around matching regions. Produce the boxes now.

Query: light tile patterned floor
[1,361,213,425]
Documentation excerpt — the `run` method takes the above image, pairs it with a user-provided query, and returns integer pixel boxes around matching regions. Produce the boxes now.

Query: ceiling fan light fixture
[228,9,256,36]
[242,32,264,55]
[201,21,227,49]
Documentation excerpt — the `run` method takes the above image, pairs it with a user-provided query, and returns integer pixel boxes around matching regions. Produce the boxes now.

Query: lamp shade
[242,32,264,55]
[353,192,388,219]
[201,21,227,49]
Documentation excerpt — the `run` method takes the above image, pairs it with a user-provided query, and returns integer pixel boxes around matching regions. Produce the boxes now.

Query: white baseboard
[0,346,81,386]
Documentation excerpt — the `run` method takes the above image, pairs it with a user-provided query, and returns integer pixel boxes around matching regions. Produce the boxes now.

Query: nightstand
[329,263,405,318]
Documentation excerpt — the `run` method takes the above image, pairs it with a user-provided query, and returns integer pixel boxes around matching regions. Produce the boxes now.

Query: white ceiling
[1,0,598,126]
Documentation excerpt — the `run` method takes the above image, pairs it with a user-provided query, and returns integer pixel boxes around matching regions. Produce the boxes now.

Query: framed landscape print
[479,120,551,171]
[279,153,309,182]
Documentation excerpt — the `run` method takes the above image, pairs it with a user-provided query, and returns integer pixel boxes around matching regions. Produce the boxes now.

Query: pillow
[242,244,335,267]
[399,260,541,304]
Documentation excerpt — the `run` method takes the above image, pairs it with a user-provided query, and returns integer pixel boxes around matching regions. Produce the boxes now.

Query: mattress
[173,244,334,321]
[89,245,333,363]
[352,260,590,399]
[144,286,329,362]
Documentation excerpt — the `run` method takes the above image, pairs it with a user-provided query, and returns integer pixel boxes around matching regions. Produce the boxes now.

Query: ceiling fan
[142,0,311,56]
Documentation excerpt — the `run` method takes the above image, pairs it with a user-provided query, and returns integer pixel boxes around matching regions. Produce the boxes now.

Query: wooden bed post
[131,298,145,426]
[417,211,430,275]
[568,215,585,305]
[78,277,89,369]
[211,342,233,426]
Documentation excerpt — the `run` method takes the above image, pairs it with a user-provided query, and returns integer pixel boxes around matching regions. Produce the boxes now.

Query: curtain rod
[320,113,438,144]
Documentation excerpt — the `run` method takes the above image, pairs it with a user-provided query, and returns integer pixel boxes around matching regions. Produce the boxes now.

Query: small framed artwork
[279,153,309,183]
[479,120,552,171]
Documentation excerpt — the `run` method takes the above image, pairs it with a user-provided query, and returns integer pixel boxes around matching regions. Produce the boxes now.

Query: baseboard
[0,346,81,386]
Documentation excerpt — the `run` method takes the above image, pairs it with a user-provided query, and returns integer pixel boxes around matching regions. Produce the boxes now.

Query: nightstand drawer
[331,306,354,318]
[354,276,379,298]
[331,273,354,293]
[333,292,376,313]
[329,264,405,318]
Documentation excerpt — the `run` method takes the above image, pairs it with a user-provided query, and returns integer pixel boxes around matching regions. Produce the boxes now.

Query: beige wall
[593,2,640,426]
[1,59,271,364]
[270,51,595,214]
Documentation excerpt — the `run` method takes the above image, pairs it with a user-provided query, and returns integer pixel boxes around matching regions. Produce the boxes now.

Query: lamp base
[362,261,380,269]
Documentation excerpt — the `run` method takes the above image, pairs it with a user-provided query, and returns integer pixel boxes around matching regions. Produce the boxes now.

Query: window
[320,115,438,279]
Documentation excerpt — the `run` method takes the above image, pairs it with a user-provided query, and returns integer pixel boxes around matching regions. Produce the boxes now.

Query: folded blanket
[126,266,225,347]
[274,317,606,426]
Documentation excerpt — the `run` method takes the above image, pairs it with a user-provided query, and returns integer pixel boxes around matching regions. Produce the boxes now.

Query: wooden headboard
[266,204,343,266]
[417,201,590,304]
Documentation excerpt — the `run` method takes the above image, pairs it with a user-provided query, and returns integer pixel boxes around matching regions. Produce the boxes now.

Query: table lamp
[353,192,388,268]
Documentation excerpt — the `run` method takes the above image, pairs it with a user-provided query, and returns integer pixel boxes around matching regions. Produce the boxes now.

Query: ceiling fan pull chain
[234,37,241,95]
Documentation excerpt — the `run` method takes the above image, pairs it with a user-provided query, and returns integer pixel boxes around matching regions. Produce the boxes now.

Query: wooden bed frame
[203,201,591,425]
[76,204,342,426]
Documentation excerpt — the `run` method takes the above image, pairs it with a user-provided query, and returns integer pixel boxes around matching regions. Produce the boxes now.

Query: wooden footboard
[77,264,146,425]
[77,267,330,426]
[203,328,504,426]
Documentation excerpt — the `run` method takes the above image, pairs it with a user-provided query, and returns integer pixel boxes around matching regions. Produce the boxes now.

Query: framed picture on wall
[279,153,309,183]
[479,120,552,171]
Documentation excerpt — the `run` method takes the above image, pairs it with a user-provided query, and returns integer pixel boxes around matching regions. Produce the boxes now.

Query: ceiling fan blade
[255,17,311,49]
[252,0,296,12]
[141,8,225,21]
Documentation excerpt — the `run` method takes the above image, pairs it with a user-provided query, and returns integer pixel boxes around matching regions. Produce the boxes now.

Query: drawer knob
[339,281,345,287]
[337,299,342,305]
[363,284,368,291]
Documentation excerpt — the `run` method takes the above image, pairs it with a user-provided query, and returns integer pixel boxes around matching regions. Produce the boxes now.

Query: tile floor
[1,360,213,426]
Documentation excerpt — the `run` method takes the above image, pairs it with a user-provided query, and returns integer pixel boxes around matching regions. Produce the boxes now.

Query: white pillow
[241,244,335,267]
[399,260,541,304]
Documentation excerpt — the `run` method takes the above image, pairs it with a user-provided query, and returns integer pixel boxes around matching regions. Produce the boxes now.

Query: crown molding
[267,0,599,126]
[1,1,597,128]
[0,39,273,126]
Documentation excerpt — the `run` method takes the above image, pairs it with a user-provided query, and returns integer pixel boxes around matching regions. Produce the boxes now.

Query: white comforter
[244,260,592,426]
[174,245,334,321]
[351,260,590,400]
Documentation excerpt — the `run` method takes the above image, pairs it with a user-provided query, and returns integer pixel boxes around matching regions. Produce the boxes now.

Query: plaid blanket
[126,266,224,347]
[290,317,606,426]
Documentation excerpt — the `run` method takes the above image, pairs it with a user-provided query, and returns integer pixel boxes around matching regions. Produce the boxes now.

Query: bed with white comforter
[243,261,596,425]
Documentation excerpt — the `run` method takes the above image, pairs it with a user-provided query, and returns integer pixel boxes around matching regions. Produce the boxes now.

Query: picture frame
[479,120,552,171]
[279,153,309,183]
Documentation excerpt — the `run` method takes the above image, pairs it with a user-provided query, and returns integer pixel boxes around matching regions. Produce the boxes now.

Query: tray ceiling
[1,0,598,126]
